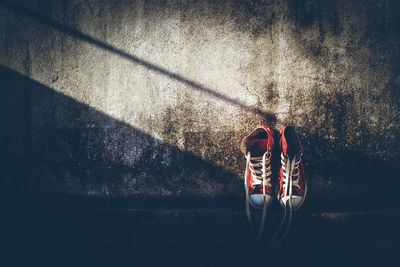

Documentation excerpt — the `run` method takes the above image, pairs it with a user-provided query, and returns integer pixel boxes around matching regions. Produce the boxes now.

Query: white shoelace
[244,151,272,241]
[249,154,272,188]
[270,153,301,245]
[281,153,301,194]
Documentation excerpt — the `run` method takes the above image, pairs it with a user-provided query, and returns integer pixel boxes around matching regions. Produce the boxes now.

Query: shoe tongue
[286,144,297,158]
[250,138,268,157]
[251,138,264,145]
[284,140,301,159]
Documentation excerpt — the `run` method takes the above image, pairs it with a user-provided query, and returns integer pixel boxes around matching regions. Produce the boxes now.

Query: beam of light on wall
[0,1,277,174]
[1,0,398,177]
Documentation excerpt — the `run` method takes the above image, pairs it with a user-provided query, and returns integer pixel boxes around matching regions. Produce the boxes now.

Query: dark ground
[3,196,399,267]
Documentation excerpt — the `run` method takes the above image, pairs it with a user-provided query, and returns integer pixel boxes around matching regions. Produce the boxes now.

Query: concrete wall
[1,0,400,207]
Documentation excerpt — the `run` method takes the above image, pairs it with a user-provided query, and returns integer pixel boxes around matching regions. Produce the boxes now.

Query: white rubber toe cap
[280,195,303,210]
[249,194,272,209]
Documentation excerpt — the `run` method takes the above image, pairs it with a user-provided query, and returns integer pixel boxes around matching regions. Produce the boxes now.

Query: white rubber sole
[249,194,273,209]
[277,179,308,211]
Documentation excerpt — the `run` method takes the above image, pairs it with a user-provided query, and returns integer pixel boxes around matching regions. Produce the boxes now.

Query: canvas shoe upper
[241,125,275,209]
[277,126,307,210]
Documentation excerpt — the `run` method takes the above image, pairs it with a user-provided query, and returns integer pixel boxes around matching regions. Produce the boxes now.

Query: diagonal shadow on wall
[0,63,244,207]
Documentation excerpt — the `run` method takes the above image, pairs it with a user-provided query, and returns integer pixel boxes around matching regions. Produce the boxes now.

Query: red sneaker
[277,126,307,210]
[240,125,275,209]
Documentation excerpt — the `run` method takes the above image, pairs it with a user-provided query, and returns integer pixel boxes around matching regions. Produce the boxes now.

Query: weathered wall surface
[1,0,399,207]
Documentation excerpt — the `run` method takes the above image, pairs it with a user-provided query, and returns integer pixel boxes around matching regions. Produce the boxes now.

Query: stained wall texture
[1,0,399,207]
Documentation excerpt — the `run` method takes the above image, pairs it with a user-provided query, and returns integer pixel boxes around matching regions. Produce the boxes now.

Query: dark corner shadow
[0,0,277,125]
[0,63,243,208]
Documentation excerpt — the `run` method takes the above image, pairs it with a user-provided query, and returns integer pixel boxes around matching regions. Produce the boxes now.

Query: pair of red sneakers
[240,125,307,211]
